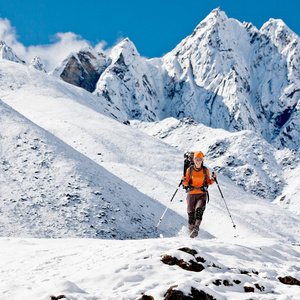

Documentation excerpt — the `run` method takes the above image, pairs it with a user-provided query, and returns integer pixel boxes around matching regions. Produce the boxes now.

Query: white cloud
[25,32,92,71]
[94,40,108,53]
[0,17,108,71]
[0,17,19,46]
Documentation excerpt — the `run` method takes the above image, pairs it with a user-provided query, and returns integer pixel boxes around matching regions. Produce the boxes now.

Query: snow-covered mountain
[0,59,185,238]
[29,56,46,72]
[0,40,25,64]
[93,38,165,122]
[52,39,165,122]
[0,52,298,238]
[0,8,300,299]
[50,8,300,152]
[160,8,300,151]
[39,7,300,207]
[1,56,300,300]
[131,117,300,214]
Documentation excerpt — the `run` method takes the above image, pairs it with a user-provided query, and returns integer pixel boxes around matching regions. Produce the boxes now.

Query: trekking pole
[213,173,236,229]
[155,180,182,230]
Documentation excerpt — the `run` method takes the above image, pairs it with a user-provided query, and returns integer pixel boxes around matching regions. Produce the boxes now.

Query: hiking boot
[188,224,195,235]
[190,229,198,238]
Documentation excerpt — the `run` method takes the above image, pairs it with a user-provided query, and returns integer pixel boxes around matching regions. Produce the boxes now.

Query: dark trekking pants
[186,192,207,233]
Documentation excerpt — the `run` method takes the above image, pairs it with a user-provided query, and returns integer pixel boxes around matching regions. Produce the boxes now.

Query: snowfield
[1,236,300,300]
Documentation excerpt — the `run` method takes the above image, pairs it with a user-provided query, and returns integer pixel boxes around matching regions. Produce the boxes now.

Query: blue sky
[0,0,299,68]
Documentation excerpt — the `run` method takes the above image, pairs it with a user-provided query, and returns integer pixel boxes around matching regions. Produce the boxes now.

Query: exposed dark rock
[254,283,265,291]
[211,263,222,269]
[244,286,255,292]
[60,51,105,92]
[161,255,204,272]
[223,280,233,286]
[274,105,297,130]
[278,276,300,286]
[178,247,198,257]
[50,295,66,300]
[213,279,234,287]
[178,247,206,263]
[111,53,128,80]
[164,285,216,300]
[212,279,222,286]
[138,295,155,300]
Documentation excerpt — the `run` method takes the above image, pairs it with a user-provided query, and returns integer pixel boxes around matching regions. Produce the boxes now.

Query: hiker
[182,151,216,238]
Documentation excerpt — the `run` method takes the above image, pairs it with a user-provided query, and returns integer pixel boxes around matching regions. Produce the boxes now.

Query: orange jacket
[183,166,215,194]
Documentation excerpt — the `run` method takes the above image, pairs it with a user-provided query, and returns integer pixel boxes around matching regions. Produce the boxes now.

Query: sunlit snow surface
[1,236,300,299]
[0,59,299,299]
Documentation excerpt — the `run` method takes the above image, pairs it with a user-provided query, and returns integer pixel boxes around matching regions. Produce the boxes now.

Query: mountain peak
[210,6,225,17]
[261,18,290,36]
[30,56,46,72]
[110,37,140,65]
[191,8,229,37]
[115,37,137,52]
[50,47,107,92]
[260,18,299,50]
[203,7,228,23]
[0,40,25,64]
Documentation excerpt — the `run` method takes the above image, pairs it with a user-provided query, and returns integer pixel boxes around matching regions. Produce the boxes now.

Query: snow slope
[1,59,299,242]
[0,60,183,205]
[0,33,300,299]
[1,237,300,300]
[0,100,183,239]
[131,118,300,215]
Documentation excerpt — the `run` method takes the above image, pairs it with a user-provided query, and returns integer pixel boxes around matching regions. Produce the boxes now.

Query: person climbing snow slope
[182,151,216,238]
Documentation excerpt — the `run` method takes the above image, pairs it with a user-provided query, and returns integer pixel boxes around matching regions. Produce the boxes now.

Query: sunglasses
[194,158,203,161]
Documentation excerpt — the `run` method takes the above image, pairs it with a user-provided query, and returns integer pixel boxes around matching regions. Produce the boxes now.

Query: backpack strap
[203,166,208,188]
[188,165,193,187]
